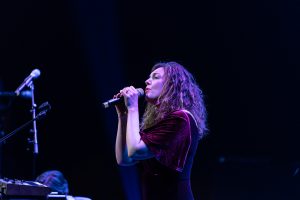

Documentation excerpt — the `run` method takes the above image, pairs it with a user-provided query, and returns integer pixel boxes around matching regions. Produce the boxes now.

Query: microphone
[15,69,41,96]
[102,88,144,109]
[0,90,32,99]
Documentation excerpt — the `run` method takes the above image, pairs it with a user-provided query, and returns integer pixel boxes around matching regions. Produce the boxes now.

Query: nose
[145,78,151,85]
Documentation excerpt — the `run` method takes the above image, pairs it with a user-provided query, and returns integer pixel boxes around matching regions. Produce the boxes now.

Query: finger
[114,93,119,98]
[120,89,126,95]
[114,93,122,98]
[125,86,134,94]
[123,90,131,97]
[127,90,133,95]
[122,87,133,96]
[120,87,129,93]
[129,86,138,95]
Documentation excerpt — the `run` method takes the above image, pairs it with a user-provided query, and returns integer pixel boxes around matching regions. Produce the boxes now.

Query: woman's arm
[126,108,153,159]
[115,114,137,166]
[114,91,137,166]
[115,86,153,166]
[124,87,154,160]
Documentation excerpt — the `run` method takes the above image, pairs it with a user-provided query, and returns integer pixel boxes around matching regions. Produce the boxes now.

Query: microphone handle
[103,98,121,108]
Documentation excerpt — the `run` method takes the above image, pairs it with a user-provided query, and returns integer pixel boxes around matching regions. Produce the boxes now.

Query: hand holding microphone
[102,87,144,109]
[120,86,143,111]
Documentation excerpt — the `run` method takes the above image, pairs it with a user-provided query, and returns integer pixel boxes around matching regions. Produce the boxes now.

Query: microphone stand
[0,102,50,178]
[28,81,38,178]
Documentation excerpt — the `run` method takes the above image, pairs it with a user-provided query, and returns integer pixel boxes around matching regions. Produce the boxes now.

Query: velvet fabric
[139,110,199,200]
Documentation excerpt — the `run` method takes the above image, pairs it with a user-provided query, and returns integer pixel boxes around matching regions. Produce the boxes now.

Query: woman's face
[145,67,165,104]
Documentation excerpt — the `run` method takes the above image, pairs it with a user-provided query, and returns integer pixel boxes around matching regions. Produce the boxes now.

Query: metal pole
[29,81,38,178]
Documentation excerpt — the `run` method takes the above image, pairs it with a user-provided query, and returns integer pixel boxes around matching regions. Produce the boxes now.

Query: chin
[145,96,157,105]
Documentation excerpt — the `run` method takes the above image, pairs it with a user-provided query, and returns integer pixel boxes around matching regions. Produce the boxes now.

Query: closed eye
[150,72,161,79]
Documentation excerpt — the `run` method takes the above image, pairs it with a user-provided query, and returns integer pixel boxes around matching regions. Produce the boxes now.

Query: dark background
[0,0,299,199]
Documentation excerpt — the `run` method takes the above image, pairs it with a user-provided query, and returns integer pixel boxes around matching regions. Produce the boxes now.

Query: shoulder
[157,110,190,127]
[169,109,191,121]
[158,110,191,130]
[169,109,187,117]
[170,110,198,130]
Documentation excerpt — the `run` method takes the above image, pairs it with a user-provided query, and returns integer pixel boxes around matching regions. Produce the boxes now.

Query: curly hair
[141,61,208,139]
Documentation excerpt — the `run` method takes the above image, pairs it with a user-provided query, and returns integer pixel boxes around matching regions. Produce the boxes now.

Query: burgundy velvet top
[139,110,199,200]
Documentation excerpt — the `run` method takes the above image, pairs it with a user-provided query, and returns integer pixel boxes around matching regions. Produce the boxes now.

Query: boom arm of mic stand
[0,104,50,144]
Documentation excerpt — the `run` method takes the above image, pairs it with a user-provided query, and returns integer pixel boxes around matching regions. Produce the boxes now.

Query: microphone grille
[137,88,144,97]
[30,69,41,78]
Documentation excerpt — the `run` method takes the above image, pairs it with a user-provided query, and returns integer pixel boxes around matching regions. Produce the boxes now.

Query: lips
[145,88,151,93]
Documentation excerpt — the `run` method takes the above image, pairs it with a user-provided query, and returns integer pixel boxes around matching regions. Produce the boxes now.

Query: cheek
[149,90,159,98]
[148,81,164,98]
[157,83,164,94]
[153,83,163,93]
